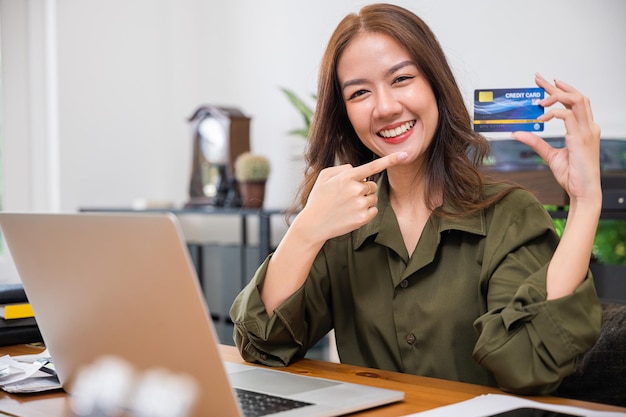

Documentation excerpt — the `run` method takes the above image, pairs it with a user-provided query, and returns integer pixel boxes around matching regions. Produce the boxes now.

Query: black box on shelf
[0,284,44,346]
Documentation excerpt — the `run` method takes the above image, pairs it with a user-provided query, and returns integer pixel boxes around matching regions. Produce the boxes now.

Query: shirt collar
[353,172,487,250]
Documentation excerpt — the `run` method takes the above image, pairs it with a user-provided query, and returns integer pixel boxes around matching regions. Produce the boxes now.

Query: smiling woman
[230,2,605,398]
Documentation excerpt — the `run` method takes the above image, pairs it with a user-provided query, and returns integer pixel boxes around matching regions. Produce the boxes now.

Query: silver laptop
[0,212,404,417]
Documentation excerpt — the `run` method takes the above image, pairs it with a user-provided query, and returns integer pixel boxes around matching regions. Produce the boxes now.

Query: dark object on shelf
[483,166,568,207]
[481,138,567,206]
[0,284,43,346]
[482,138,626,208]
[601,171,626,211]
[185,105,250,208]
[591,264,626,305]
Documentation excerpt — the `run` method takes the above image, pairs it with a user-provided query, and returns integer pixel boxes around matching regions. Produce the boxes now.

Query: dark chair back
[555,302,626,407]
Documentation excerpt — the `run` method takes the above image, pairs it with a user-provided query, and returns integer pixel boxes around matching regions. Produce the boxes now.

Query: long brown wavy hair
[291,3,513,217]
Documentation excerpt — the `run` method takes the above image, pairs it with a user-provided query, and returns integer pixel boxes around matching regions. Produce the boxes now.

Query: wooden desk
[0,344,624,417]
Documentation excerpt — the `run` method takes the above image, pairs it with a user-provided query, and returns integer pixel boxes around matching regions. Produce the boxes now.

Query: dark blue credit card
[473,88,544,133]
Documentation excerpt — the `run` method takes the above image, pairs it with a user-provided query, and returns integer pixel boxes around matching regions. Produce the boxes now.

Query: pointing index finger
[351,152,408,180]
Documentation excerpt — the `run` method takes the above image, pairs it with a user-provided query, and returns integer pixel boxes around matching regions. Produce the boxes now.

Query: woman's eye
[393,75,414,84]
[348,89,368,100]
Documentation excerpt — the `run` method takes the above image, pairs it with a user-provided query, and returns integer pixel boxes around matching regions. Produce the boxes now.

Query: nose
[374,88,402,119]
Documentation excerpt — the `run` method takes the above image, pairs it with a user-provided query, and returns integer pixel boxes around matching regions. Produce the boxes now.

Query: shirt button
[400,279,409,289]
[260,353,268,361]
[406,334,416,345]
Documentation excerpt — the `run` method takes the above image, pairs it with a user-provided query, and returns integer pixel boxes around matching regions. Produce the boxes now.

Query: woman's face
[337,32,439,166]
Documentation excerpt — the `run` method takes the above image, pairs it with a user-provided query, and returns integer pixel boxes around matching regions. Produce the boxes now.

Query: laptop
[0,212,404,417]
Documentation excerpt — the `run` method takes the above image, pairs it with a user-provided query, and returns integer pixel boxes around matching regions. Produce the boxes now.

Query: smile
[377,120,416,139]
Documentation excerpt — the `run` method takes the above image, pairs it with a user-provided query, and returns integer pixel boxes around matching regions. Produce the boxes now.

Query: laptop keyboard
[235,387,314,417]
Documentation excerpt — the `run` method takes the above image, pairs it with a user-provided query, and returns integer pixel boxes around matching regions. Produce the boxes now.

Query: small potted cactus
[234,152,271,208]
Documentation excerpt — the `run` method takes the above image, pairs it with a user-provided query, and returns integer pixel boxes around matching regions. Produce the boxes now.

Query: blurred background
[1,0,625,283]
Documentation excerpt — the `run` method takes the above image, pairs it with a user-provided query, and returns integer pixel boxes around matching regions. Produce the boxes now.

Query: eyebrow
[341,60,417,91]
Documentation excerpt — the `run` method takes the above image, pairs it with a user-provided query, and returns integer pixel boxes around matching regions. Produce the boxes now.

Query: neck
[386,162,442,215]
[386,162,426,207]
[385,165,435,257]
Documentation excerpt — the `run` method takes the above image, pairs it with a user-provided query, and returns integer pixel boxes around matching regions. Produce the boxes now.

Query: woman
[230,3,602,395]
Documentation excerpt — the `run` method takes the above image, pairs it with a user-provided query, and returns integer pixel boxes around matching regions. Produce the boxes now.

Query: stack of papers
[0,350,62,393]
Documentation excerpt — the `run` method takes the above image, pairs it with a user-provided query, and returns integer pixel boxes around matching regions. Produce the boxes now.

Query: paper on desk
[0,355,43,385]
[0,351,62,393]
[402,394,626,417]
[1,375,62,394]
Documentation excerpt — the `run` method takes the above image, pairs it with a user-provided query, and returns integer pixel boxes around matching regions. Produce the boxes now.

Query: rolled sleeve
[474,271,601,394]
[472,198,603,394]
[229,254,331,367]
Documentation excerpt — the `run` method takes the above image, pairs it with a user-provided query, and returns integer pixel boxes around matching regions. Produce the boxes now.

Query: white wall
[2,0,625,212]
[1,0,625,264]
[3,0,625,215]
[1,0,624,283]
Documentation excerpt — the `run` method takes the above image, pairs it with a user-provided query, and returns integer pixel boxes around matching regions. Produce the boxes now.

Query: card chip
[478,91,493,102]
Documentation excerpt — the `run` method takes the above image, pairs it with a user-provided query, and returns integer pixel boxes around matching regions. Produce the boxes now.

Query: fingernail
[535,73,545,81]
[397,152,408,161]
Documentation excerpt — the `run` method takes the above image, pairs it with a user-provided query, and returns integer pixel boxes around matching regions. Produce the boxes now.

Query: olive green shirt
[230,175,602,395]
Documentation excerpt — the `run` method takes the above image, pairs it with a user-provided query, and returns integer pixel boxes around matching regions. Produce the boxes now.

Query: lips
[377,120,415,144]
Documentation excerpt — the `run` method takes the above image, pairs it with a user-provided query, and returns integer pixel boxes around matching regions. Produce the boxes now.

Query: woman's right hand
[260,151,407,315]
[296,152,408,245]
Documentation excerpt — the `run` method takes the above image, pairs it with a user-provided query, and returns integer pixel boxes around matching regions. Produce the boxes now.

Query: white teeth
[378,121,415,138]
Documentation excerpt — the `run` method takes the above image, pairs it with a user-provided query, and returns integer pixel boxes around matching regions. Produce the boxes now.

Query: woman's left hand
[513,74,602,299]
[512,73,602,206]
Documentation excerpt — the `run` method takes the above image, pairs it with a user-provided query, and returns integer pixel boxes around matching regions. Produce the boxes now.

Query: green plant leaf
[281,87,315,139]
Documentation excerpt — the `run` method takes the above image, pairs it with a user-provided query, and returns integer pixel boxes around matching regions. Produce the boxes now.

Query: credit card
[473,88,544,133]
